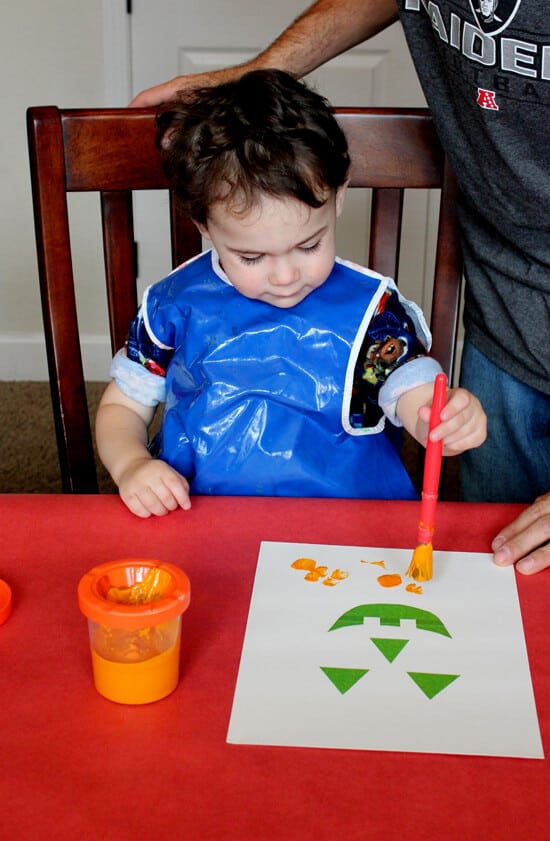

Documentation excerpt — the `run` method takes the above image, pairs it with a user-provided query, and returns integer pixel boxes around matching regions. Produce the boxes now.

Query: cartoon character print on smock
[126,313,170,378]
[350,289,428,430]
[119,251,429,500]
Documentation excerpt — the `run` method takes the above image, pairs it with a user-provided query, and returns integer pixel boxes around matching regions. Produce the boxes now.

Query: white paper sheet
[227,542,544,758]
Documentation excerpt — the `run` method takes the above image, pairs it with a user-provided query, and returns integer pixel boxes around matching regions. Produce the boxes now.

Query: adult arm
[492,493,550,575]
[130,0,399,106]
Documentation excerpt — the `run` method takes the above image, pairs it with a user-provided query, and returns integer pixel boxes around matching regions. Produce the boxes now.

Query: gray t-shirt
[398,0,550,395]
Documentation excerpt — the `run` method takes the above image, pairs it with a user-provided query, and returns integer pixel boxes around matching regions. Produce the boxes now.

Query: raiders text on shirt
[404,0,550,81]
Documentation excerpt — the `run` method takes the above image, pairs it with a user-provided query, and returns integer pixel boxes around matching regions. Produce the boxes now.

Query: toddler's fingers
[161,474,192,511]
[438,388,471,421]
[121,490,155,518]
[121,480,177,518]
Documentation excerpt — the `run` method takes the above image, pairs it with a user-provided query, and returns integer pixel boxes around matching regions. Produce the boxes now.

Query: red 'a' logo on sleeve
[477,88,499,110]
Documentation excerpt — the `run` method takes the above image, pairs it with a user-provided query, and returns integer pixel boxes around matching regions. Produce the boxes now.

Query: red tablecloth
[0,495,547,841]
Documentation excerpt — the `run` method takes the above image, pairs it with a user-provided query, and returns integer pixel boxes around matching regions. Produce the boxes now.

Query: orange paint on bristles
[406,542,433,582]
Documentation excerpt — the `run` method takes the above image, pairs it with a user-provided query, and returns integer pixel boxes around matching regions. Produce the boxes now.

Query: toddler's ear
[157,123,178,152]
[335,180,349,216]
[194,220,211,241]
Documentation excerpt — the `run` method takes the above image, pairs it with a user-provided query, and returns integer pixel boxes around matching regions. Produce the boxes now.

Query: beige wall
[1,0,104,379]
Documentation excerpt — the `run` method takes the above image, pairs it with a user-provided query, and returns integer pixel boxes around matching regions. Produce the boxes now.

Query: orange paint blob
[291,558,317,571]
[304,566,328,581]
[370,560,387,569]
[405,583,423,595]
[292,559,348,585]
[377,573,402,588]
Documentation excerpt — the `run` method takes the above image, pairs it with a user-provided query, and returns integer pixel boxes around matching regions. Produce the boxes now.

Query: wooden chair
[27,105,462,494]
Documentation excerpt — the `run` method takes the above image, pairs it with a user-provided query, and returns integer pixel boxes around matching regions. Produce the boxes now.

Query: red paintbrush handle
[417,372,447,542]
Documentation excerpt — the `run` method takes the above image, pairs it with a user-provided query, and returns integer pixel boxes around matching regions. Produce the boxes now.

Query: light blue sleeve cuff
[379,356,443,426]
[109,349,166,408]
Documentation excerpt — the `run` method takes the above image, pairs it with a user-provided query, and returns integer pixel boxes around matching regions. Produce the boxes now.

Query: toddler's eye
[238,254,263,265]
[300,240,322,254]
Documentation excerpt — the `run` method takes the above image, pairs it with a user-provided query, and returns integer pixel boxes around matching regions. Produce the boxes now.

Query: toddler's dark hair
[156,69,350,225]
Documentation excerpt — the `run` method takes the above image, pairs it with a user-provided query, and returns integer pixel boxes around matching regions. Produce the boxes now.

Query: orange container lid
[78,559,190,630]
[0,578,12,625]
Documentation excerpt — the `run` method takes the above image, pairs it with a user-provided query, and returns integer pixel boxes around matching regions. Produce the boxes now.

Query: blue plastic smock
[116,251,433,500]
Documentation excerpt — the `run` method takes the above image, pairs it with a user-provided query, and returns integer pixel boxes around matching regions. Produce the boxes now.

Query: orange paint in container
[78,559,190,704]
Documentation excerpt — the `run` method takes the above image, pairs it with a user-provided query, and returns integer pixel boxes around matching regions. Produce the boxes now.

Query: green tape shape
[329,604,451,638]
[370,637,409,663]
[320,667,369,694]
[407,672,460,699]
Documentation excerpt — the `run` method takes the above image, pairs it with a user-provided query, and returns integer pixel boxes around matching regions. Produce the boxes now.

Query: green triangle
[320,667,369,694]
[370,637,409,663]
[407,672,460,699]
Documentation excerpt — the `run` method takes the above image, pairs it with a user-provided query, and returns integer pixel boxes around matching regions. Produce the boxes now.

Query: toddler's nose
[269,259,300,287]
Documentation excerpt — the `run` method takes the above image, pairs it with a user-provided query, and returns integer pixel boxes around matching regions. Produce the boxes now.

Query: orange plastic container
[78,559,190,704]
[0,578,12,625]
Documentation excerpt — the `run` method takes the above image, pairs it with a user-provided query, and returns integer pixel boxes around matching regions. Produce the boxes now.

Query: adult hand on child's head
[129,65,246,107]
[117,457,191,518]
[492,492,550,575]
[419,387,487,455]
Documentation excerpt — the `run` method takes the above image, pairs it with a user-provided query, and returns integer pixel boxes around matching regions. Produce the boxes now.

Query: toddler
[96,69,486,517]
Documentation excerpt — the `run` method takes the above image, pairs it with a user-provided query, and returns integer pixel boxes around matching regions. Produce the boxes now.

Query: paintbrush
[406,372,448,582]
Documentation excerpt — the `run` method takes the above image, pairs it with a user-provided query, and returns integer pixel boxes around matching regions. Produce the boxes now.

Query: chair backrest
[27,105,462,494]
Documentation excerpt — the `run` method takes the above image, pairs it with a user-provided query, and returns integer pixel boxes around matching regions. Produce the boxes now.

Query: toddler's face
[196,188,345,309]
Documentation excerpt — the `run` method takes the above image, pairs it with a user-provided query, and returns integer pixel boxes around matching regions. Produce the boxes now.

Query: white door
[121,1,433,310]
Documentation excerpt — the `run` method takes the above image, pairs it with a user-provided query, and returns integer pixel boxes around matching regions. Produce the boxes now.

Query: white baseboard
[0,333,111,382]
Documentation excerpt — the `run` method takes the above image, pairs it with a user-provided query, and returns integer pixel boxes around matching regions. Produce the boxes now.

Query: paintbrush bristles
[406,542,433,582]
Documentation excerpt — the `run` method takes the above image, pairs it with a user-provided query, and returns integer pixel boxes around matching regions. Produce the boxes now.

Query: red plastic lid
[0,579,12,625]
[78,559,190,630]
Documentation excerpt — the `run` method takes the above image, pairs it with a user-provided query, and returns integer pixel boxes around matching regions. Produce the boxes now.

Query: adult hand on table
[492,492,550,575]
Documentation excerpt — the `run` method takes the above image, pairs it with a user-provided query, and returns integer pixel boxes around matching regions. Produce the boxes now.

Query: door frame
[102,0,132,106]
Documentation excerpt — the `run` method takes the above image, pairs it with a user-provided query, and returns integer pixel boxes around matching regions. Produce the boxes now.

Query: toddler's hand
[419,387,487,455]
[117,457,191,518]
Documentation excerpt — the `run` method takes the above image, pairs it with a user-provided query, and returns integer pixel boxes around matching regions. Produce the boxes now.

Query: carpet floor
[0,381,460,499]
[0,381,115,494]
